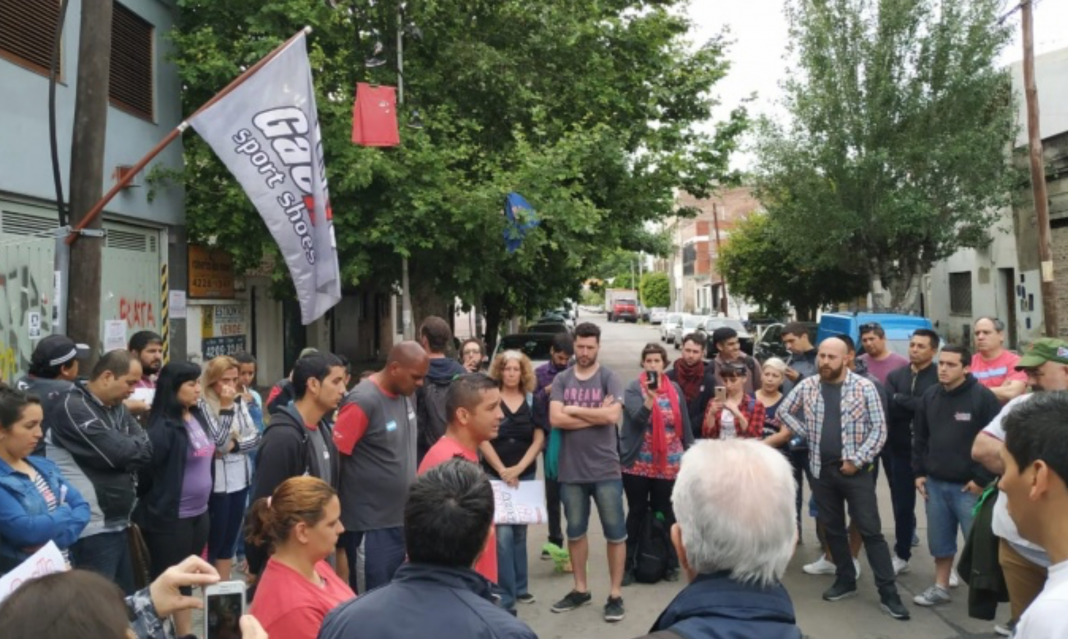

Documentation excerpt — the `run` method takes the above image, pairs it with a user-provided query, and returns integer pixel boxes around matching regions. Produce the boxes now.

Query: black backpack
[416,378,451,460]
[634,508,674,584]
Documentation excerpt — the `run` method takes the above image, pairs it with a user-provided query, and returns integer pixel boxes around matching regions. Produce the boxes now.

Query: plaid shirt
[126,587,169,639]
[778,370,887,477]
[703,394,766,440]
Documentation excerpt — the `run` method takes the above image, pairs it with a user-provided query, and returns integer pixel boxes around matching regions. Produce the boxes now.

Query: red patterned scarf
[673,357,705,403]
[642,374,683,471]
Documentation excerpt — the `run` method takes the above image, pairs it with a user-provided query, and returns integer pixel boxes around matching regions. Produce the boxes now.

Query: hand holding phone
[205,580,247,639]
[715,386,726,402]
[645,370,659,391]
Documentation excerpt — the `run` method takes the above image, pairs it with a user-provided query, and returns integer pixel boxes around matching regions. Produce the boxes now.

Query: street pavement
[518,314,1006,639]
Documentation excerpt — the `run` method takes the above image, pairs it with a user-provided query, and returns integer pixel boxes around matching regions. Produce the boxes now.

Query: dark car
[754,322,818,363]
[525,322,569,334]
[494,333,556,366]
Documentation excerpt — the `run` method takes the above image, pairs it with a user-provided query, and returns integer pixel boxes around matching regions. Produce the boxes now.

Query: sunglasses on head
[721,373,743,380]
[860,322,883,332]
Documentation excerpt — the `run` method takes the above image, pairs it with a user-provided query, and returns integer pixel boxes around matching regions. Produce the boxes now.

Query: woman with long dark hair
[620,343,693,584]
[134,362,230,637]
[0,383,89,574]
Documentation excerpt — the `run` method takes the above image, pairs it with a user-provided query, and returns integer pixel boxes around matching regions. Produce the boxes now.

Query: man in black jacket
[248,352,347,580]
[46,349,152,594]
[16,335,90,455]
[416,316,467,463]
[912,345,1001,607]
[884,329,940,574]
[320,459,537,639]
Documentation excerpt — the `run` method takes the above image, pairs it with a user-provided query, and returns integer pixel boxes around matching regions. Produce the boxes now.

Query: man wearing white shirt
[996,392,1068,638]
[972,338,1068,635]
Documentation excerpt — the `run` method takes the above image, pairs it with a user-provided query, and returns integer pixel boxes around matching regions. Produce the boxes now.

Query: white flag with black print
[189,32,341,325]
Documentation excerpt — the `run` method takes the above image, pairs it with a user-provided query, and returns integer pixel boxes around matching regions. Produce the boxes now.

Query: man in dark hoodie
[884,329,940,574]
[247,352,347,581]
[535,332,574,555]
[415,316,467,463]
[334,341,429,592]
[16,335,90,455]
[912,344,1001,607]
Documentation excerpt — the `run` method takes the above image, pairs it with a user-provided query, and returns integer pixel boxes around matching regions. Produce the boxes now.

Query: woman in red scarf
[620,343,694,585]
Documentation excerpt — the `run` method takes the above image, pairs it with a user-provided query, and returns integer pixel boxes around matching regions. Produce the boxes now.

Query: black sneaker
[880,590,911,620]
[551,590,592,613]
[517,593,536,604]
[664,568,680,582]
[822,579,858,601]
[604,596,626,622]
[540,549,552,561]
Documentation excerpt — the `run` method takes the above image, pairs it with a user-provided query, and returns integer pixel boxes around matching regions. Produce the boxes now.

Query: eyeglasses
[462,349,481,356]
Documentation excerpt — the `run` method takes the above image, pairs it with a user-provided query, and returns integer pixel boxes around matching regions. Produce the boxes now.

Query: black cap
[31,335,91,369]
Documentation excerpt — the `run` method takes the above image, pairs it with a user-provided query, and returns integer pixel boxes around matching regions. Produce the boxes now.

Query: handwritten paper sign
[0,542,67,604]
[490,480,547,525]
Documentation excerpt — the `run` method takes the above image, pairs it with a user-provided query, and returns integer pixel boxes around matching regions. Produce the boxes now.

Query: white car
[672,314,704,349]
[649,307,667,325]
[660,312,683,342]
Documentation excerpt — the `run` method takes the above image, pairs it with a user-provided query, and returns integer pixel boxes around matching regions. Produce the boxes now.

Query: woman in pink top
[248,477,355,639]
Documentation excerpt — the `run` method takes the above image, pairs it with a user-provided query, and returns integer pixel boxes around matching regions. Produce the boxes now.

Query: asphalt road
[518,314,1006,639]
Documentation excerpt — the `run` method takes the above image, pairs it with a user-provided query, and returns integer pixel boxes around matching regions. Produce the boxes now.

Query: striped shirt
[777,370,887,477]
[31,471,70,565]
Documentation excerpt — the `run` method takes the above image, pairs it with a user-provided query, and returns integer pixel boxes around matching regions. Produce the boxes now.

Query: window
[109,2,154,120]
[949,272,973,316]
[0,0,62,77]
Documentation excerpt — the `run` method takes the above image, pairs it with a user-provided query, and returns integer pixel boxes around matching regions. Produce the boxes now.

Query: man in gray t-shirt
[333,342,430,593]
[549,323,627,623]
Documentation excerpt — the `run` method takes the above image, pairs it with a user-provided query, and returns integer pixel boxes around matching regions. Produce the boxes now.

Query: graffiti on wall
[119,297,157,329]
[0,265,51,381]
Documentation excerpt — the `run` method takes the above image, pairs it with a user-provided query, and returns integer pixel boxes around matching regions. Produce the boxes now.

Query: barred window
[949,272,972,316]
[0,0,62,77]
[109,2,154,120]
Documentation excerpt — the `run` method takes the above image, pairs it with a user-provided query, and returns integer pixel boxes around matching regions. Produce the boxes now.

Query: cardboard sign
[0,542,67,604]
[490,480,547,525]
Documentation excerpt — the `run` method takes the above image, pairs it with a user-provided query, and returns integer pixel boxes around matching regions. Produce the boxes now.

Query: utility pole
[712,202,729,317]
[397,6,414,340]
[66,0,113,357]
[1021,0,1058,337]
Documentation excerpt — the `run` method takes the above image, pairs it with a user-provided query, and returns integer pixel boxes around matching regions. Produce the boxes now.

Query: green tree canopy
[754,0,1017,310]
[168,0,746,348]
[640,272,671,308]
[718,213,868,320]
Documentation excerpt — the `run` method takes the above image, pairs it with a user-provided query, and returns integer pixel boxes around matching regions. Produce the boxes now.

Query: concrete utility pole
[712,202,729,316]
[397,5,414,340]
[66,0,113,357]
[1021,0,1058,337]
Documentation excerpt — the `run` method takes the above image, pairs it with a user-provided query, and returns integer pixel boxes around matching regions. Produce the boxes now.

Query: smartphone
[715,386,726,402]
[645,370,659,390]
[204,581,246,639]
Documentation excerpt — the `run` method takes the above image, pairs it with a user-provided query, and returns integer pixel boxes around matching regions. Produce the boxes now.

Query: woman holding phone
[620,343,693,584]
[135,362,230,637]
[248,476,354,639]
[202,355,261,580]
[0,383,89,574]
[481,350,544,613]
[703,361,766,440]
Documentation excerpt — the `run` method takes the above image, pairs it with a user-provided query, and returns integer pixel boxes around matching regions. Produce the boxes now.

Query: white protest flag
[188,32,341,324]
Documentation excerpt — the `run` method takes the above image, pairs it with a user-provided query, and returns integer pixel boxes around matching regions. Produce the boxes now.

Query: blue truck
[816,312,935,357]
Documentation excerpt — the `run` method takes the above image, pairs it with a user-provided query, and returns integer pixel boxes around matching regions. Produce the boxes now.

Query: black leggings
[144,511,209,594]
[622,473,676,565]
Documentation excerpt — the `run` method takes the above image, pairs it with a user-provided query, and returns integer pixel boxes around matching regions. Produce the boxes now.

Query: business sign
[188,245,236,299]
[201,304,247,359]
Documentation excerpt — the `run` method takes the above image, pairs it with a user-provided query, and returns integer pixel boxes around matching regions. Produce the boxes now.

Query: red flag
[351,83,400,147]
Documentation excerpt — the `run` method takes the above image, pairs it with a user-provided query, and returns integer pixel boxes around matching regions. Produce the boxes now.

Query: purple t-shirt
[179,416,215,518]
[858,352,908,385]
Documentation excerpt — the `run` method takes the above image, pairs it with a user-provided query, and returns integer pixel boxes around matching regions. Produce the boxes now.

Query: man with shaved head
[334,341,430,592]
[778,337,909,620]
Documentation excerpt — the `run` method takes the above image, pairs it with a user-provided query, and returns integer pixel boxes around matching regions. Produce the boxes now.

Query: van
[817,313,935,358]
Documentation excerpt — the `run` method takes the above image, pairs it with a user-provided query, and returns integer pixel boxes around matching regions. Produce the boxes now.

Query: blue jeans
[208,488,250,563]
[925,477,978,558]
[881,447,918,561]
[496,524,529,611]
[340,527,406,593]
[71,530,135,595]
[560,479,627,543]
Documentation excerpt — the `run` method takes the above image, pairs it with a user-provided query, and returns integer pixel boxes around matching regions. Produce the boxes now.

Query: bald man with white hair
[636,440,801,639]
[777,337,909,620]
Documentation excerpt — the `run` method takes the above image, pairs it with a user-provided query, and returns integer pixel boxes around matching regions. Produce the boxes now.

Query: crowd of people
[0,314,1067,638]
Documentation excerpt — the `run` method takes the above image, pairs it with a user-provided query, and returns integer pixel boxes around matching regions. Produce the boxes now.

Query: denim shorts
[560,479,627,543]
[925,477,979,558]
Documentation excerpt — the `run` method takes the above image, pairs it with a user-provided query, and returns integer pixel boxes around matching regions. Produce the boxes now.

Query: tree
[718,214,868,321]
[640,272,671,308]
[167,1,747,351]
[754,0,1017,310]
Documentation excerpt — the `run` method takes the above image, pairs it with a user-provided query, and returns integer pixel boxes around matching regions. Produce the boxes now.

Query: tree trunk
[482,292,505,355]
[883,264,923,314]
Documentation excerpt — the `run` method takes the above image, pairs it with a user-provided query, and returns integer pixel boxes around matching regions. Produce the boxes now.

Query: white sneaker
[803,556,836,575]
[913,584,952,606]
[853,558,862,579]
[949,568,961,588]
[892,556,910,575]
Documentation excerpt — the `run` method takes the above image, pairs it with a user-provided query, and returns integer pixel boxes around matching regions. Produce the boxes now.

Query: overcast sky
[687,0,1068,169]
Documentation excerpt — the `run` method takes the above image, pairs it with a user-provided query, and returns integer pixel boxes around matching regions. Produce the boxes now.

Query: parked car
[697,317,754,356]
[525,322,569,334]
[661,313,684,343]
[609,298,639,323]
[754,322,818,363]
[649,307,667,325]
[817,312,935,358]
[672,314,704,349]
[536,311,574,331]
[494,333,556,368]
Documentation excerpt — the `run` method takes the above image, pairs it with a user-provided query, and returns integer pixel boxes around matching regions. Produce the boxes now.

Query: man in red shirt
[971,317,1027,404]
[418,374,503,584]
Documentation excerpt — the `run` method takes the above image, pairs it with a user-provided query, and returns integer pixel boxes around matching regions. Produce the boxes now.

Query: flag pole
[66,26,313,245]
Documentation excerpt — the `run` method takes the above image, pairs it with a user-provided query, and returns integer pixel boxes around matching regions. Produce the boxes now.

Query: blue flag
[503,192,540,253]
